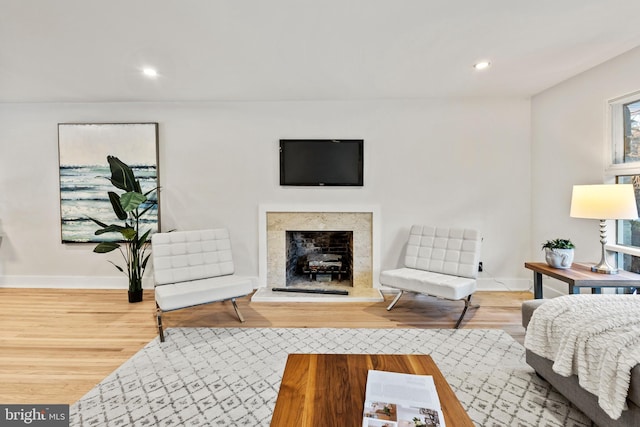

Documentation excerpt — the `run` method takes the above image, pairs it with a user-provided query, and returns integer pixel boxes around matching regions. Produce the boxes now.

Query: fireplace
[285,230,353,287]
[254,205,382,301]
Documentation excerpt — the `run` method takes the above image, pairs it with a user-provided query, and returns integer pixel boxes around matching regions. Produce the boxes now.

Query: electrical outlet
[478,262,483,272]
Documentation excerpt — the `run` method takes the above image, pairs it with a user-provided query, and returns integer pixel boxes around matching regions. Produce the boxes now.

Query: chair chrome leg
[231,298,245,323]
[156,305,165,342]
[387,290,404,311]
[454,295,474,329]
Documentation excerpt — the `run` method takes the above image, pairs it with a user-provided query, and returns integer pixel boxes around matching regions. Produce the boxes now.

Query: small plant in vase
[541,238,575,269]
[90,156,158,302]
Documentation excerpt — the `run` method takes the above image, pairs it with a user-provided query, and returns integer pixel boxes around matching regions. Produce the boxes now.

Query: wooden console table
[524,262,640,299]
[270,353,473,427]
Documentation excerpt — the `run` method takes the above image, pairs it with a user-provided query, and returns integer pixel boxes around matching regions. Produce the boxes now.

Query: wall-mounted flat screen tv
[279,139,364,186]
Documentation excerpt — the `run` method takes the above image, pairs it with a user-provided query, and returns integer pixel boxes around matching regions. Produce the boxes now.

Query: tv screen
[279,139,364,186]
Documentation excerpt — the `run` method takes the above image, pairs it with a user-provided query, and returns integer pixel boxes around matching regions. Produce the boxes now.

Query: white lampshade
[570,184,638,220]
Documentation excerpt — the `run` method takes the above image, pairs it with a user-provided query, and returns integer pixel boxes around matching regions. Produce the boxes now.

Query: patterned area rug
[70,328,593,426]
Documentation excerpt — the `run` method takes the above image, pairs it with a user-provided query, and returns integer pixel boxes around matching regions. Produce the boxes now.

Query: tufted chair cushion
[152,228,235,286]
[404,225,481,279]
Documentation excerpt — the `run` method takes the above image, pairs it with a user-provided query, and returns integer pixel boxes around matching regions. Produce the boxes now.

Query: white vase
[544,248,574,269]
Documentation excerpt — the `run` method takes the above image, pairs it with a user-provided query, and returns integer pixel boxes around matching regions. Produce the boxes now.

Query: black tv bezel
[279,139,364,187]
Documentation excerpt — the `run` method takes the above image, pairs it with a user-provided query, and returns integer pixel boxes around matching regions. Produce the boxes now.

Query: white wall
[0,98,531,289]
[531,46,640,296]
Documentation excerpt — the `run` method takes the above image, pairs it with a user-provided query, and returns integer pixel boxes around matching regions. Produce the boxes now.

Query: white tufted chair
[380,225,482,328]
[151,228,254,342]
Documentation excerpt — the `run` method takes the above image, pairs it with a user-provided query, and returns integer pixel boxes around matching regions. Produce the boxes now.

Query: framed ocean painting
[58,123,160,243]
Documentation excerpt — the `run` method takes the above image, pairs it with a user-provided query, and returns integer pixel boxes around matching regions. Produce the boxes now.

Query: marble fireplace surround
[253,204,382,302]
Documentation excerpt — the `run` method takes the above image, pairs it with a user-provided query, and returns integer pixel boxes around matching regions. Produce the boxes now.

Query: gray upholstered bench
[522,298,640,426]
[380,225,482,328]
[521,298,547,328]
[151,228,254,342]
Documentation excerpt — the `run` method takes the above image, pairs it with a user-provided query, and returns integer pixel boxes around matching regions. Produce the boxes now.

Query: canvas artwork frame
[58,123,160,243]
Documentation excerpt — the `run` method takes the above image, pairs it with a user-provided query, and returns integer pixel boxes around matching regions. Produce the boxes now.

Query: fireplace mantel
[257,204,381,290]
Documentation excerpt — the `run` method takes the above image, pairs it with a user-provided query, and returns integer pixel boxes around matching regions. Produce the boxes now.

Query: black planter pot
[128,289,143,303]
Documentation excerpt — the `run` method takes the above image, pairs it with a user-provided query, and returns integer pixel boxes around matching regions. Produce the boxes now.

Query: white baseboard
[0,275,155,289]
[477,277,531,292]
[0,275,533,292]
[539,284,621,298]
[539,286,565,299]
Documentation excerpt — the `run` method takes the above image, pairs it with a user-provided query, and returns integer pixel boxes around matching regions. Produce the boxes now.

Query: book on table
[362,369,445,427]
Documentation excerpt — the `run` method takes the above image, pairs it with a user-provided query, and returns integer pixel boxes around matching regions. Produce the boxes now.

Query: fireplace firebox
[285,230,353,287]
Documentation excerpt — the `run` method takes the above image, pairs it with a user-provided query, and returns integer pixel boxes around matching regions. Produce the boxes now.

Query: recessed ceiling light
[473,61,491,70]
[142,67,158,78]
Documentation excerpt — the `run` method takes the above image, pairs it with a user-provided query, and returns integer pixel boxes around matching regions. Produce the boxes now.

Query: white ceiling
[2,0,640,103]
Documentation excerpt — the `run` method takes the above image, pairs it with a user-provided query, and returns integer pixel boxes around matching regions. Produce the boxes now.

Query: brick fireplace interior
[285,230,354,288]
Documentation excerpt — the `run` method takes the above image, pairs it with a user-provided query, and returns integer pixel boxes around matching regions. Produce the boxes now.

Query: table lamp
[570,184,638,274]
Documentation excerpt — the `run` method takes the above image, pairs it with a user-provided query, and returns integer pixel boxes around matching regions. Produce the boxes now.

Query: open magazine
[362,370,445,427]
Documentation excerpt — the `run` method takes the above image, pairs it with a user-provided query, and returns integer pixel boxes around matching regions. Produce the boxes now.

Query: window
[622,100,640,163]
[608,93,640,278]
[615,175,640,274]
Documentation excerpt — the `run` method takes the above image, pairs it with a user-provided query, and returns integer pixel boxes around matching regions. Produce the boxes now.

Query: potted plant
[90,156,158,302]
[541,238,575,269]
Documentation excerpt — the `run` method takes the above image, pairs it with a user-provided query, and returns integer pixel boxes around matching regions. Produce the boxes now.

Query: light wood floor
[0,288,531,405]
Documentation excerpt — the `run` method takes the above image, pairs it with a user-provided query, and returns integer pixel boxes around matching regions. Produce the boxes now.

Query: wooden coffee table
[270,353,473,426]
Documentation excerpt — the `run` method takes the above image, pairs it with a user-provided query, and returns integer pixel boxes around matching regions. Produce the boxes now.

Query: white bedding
[524,294,640,420]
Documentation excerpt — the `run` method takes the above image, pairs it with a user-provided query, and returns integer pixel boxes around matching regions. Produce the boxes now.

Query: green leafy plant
[90,156,158,299]
[541,238,575,250]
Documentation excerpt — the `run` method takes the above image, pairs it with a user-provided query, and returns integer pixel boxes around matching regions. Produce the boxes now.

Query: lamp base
[591,265,619,274]
[591,219,620,274]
